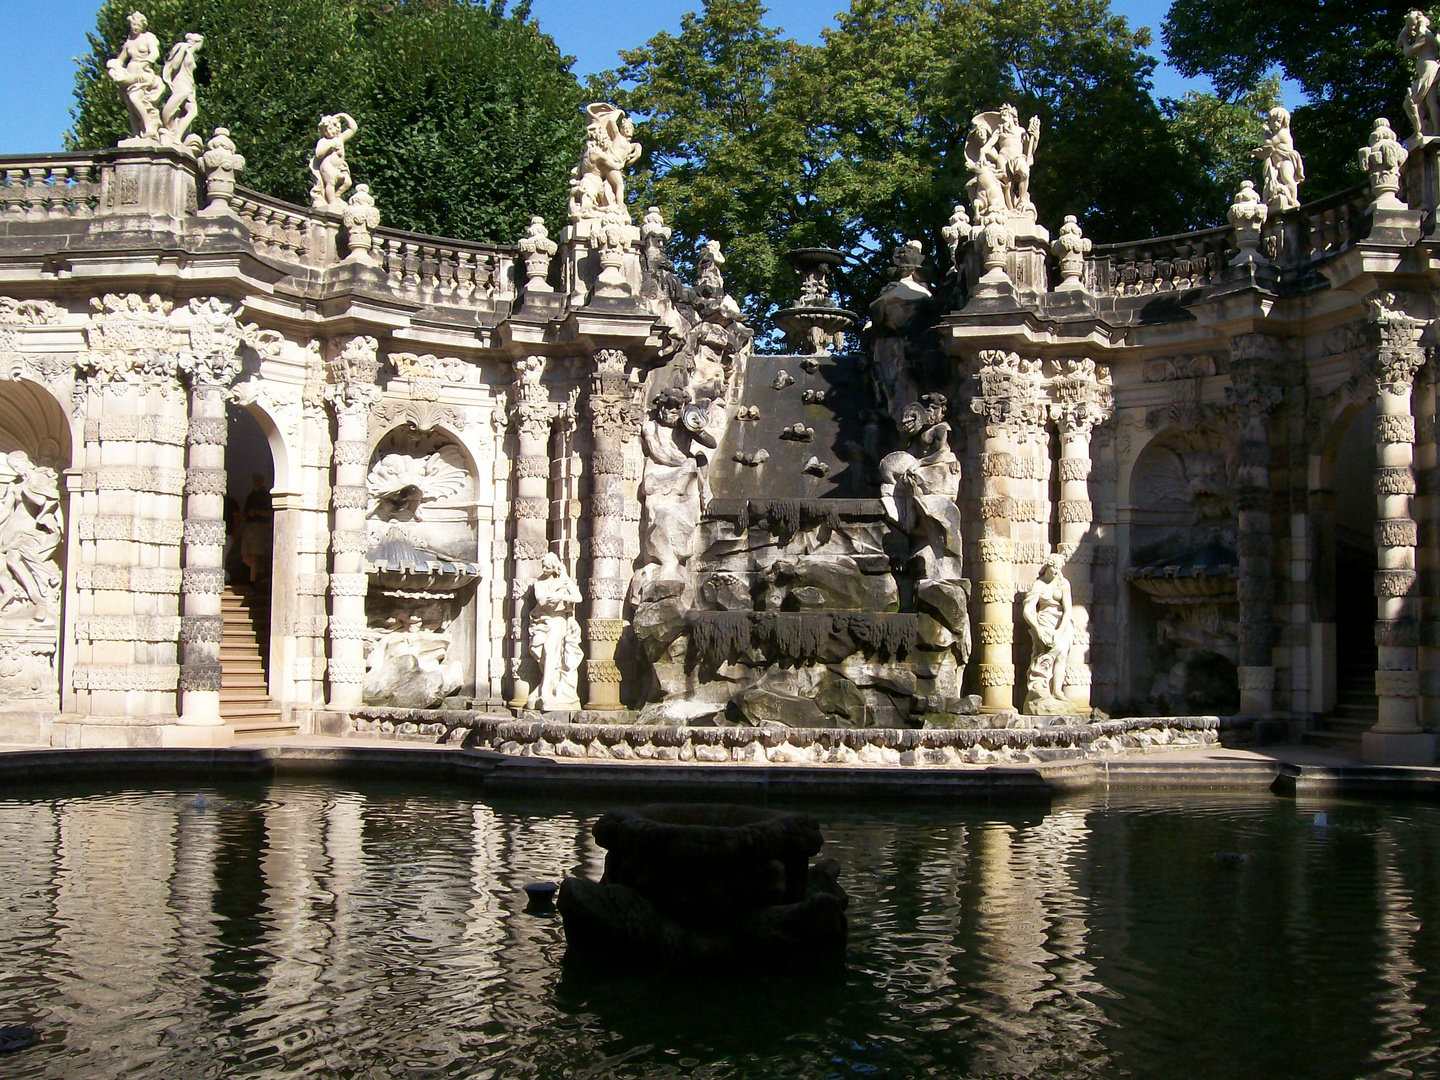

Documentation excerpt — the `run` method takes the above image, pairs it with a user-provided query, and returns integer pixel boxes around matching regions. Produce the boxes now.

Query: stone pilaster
[584,348,640,710]
[325,335,381,710]
[1364,295,1434,763]
[971,350,1045,712]
[1226,334,1285,715]
[1050,358,1113,711]
[293,372,333,707]
[507,355,562,708]
[176,299,243,726]
[1415,365,1439,727]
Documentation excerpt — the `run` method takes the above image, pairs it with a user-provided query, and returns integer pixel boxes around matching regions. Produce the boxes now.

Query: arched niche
[0,377,71,710]
[1122,425,1239,716]
[362,426,481,709]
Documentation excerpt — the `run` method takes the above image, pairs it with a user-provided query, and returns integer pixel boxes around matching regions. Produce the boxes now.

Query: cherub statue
[106,11,165,142]
[160,32,204,151]
[569,103,642,221]
[1399,10,1440,140]
[966,105,1041,218]
[309,112,359,210]
[1253,106,1304,211]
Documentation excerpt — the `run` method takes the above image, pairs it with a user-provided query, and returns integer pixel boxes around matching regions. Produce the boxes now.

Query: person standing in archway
[240,473,273,589]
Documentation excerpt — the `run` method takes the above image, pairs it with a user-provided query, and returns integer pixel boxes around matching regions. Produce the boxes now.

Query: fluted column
[1365,298,1433,762]
[325,336,380,709]
[584,349,640,710]
[177,300,243,726]
[1050,358,1113,711]
[1226,337,1284,715]
[507,356,561,709]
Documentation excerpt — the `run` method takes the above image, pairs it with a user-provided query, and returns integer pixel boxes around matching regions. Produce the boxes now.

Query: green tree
[1162,77,1281,227]
[70,0,586,243]
[1162,0,1410,197]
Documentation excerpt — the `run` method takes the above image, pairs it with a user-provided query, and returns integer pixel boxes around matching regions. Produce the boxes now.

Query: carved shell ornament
[366,445,469,521]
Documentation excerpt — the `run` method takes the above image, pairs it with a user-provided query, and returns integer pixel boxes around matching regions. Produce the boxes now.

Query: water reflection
[1,786,1440,1078]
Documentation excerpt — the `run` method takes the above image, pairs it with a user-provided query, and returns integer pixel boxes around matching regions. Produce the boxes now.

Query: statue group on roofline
[107,11,205,154]
[570,103,642,223]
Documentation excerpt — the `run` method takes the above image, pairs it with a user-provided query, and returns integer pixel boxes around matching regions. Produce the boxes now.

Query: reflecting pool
[1,783,1439,1079]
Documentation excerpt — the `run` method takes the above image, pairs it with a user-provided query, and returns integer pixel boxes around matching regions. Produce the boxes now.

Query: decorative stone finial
[309,112,358,210]
[569,103,642,223]
[1227,180,1269,268]
[1253,106,1304,212]
[594,215,633,299]
[941,204,972,274]
[964,104,1041,224]
[198,127,245,216]
[518,216,558,295]
[1051,215,1091,292]
[106,13,205,154]
[1360,118,1411,211]
[342,184,380,265]
[1399,10,1440,141]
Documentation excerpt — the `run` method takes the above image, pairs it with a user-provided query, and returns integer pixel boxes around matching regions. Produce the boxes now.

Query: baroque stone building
[3,13,1440,764]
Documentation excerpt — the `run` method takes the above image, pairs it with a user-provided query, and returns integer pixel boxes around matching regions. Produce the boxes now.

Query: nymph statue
[106,11,165,143]
[1253,106,1304,211]
[1022,553,1076,715]
[527,553,583,712]
[159,32,204,151]
[569,103,642,221]
[632,387,717,602]
[1400,10,1440,140]
[310,113,359,210]
[0,452,63,621]
[965,105,1040,220]
[878,394,963,584]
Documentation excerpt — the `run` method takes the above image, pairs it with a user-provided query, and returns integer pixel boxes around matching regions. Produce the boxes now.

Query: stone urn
[557,804,849,967]
[773,248,860,354]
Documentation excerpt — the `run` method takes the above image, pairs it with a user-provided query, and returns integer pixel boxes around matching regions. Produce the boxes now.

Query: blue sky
[0,0,1238,156]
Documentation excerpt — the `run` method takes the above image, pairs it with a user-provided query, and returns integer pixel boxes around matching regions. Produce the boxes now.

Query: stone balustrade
[0,156,108,220]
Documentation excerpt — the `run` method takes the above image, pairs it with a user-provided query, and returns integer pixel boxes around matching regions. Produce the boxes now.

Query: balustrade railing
[371,227,515,307]
[0,155,108,221]
[232,185,334,266]
[1085,226,1231,297]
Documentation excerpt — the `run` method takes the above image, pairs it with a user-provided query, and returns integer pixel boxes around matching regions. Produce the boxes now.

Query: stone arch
[0,377,72,715]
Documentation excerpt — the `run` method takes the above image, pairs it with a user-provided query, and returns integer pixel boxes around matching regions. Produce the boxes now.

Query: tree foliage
[603,0,1244,329]
[1162,0,1410,197]
[70,0,586,243]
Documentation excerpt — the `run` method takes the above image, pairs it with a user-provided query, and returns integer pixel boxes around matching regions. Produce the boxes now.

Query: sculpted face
[128,11,147,34]
[901,403,925,434]
[541,553,563,577]
[320,116,341,138]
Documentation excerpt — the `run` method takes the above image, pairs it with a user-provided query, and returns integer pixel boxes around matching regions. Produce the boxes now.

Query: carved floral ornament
[0,297,67,383]
[1367,290,1432,395]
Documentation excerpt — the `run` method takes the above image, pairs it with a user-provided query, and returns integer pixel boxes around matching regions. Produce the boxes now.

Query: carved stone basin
[1126,565,1237,604]
[366,529,481,598]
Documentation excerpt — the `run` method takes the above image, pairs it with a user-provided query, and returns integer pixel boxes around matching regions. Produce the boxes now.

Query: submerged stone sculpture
[1254,106,1305,211]
[1023,553,1080,715]
[527,553,583,712]
[557,805,848,967]
[1399,9,1440,140]
[570,103,642,222]
[309,112,358,210]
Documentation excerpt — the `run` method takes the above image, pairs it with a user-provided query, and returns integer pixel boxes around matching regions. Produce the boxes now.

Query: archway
[1321,400,1379,723]
[0,378,71,717]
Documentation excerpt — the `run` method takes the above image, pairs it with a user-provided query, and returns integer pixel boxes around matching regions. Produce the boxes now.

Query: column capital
[970,349,1046,435]
[1049,357,1113,435]
[1368,290,1430,395]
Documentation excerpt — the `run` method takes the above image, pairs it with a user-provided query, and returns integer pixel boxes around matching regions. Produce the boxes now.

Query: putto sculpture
[1253,106,1305,211]
[1399,9,1440,140]
[309,112,359,210]
[569,102,642,222]
[106,12,205,153]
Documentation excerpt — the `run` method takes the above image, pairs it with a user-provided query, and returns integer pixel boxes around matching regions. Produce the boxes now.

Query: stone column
[1415,365,1439,727]
[1226,336,1284,715]
[1365,297,1434,763]
[325,336,381,710]
[507,356,561,709]
[177,299,243,727]
[971,351,1044,713]
[1050,358,1113,712]
[584,348,640,711]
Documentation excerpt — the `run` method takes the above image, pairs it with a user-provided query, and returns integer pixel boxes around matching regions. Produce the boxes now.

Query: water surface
[0,782,1437,1079]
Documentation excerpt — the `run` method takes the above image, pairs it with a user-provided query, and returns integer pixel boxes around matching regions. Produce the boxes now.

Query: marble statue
[159,33,204,151]
[633,388,716,602]
[0,452,62,620]
[527,553,583,712]
[1253,106,1304,211]
[363,612,462,708]
[965,105,1040,221]
[879,396,963,584]
[569,103,642,221]
[309,113,358,210]
[1023,553,1077,715]
[107,12,165,144]
[1400,10,1440,140]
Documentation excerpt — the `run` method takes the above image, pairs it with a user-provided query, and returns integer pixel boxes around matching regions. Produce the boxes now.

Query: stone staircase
[1304,655,1377,750]
[220,584,296,740]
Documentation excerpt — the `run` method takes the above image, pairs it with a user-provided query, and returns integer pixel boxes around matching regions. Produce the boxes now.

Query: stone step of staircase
[217,584,295,738]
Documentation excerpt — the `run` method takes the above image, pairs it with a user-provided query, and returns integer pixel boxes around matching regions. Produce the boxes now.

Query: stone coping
[347,709,1226,766]
[2,742,1440,804]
